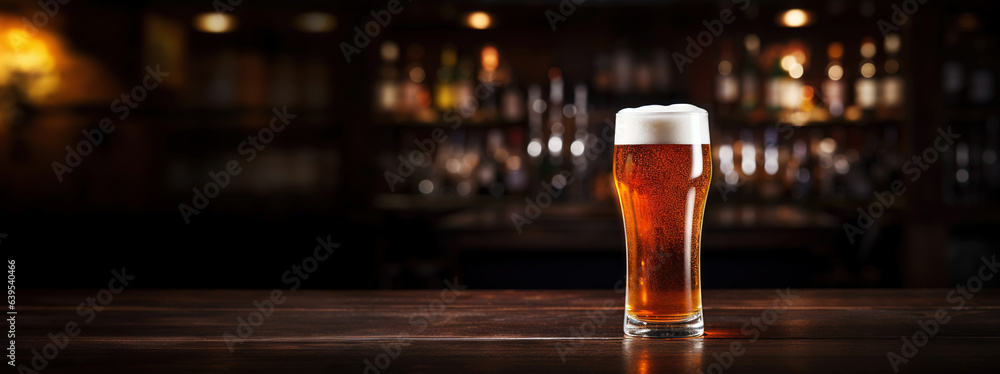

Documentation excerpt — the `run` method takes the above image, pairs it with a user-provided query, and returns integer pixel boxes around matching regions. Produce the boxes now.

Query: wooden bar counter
[16,289,999,373]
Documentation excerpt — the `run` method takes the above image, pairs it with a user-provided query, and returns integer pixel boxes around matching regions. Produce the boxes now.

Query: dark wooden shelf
[716,117,906,128]
[373,119,524,128]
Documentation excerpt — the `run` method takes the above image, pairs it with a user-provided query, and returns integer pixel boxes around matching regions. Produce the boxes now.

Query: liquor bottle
[302,59,330,116]
[526,84,545,164]
[954,136,975,204]
[717,133,735,187]
[969,38,997,107]
[374,41,401,121]
[715,40,739,118]
[571,84,590,174]
[766,59,784,115]
[738,129,757,198]
[823,42,846,118]
[401,44,433,122]
[453,58,475,120]
[612,46,632,95]
[854,38,878,117]
[434,44,457,113]
[546,68,565,167]
[790,138,811,200]
[816,133,837,199]
[759,127,783,199]
[965,122,985,204]
[652,48,672,93]
[479,129,504,196]
[592,51,613,93]
[879,34,905,119]
[501,72,525,123]
[444,129,467,195]
[505,127,530,194]
[740,34,761,115]
[208,51,240,108]
[633,51,653,94]
[478,46,501,122]
[457,131,481,197]
[941,133,959,206]
[941,31,965,106]
[777,55,803,113]
[984,118,1000,201]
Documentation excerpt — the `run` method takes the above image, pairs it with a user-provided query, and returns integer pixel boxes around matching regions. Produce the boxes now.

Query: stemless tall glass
[613,104,712,338]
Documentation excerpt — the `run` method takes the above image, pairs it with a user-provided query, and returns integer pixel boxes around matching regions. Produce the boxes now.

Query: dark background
[1,0,997,290]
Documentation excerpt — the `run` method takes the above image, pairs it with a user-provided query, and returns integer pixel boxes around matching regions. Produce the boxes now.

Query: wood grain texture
[15,289,999,373]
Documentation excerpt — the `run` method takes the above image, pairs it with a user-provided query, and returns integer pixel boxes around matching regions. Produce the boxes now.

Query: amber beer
[613,104,711,338]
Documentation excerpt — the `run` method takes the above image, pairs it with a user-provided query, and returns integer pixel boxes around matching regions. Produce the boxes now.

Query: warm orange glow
[860,39,876,59]
[480,46,498,72]
[802,86,815,100]
[465,12,492,29]
[2,15,120,110]
[1,28,59,102]
[844,106,863,121]
[416,90,431,108]
[6,31,54,70]
[828,42,844,59]
[780,55,797,71]
[791,50,806,65]
[779,9,811,27]
[193,13,237,33]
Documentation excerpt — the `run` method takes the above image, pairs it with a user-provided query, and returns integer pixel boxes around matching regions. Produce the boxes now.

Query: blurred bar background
[1,0,997,290]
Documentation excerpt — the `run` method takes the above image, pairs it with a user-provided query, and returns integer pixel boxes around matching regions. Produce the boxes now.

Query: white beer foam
[614,104,710,145]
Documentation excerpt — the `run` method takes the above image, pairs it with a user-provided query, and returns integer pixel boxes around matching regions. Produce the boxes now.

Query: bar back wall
[2,0,998,290]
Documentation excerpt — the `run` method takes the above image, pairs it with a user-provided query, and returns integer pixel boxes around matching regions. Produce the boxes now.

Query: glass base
[624,312,704,338]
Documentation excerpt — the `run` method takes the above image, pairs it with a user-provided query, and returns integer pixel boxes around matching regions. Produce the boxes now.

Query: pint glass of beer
[613,104,711,338]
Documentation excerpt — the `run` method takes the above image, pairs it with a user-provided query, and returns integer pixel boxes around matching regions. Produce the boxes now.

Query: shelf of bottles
[711,33,909,206]
[720,11,999,210]
[938,12,999,208]
[371,11,998,210]
[373,40,621,203]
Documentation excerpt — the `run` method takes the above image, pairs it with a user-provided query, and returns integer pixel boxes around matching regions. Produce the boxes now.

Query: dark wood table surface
[16,289,999,373]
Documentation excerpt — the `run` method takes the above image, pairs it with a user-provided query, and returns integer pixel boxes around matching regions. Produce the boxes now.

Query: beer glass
[613,104,712,338]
